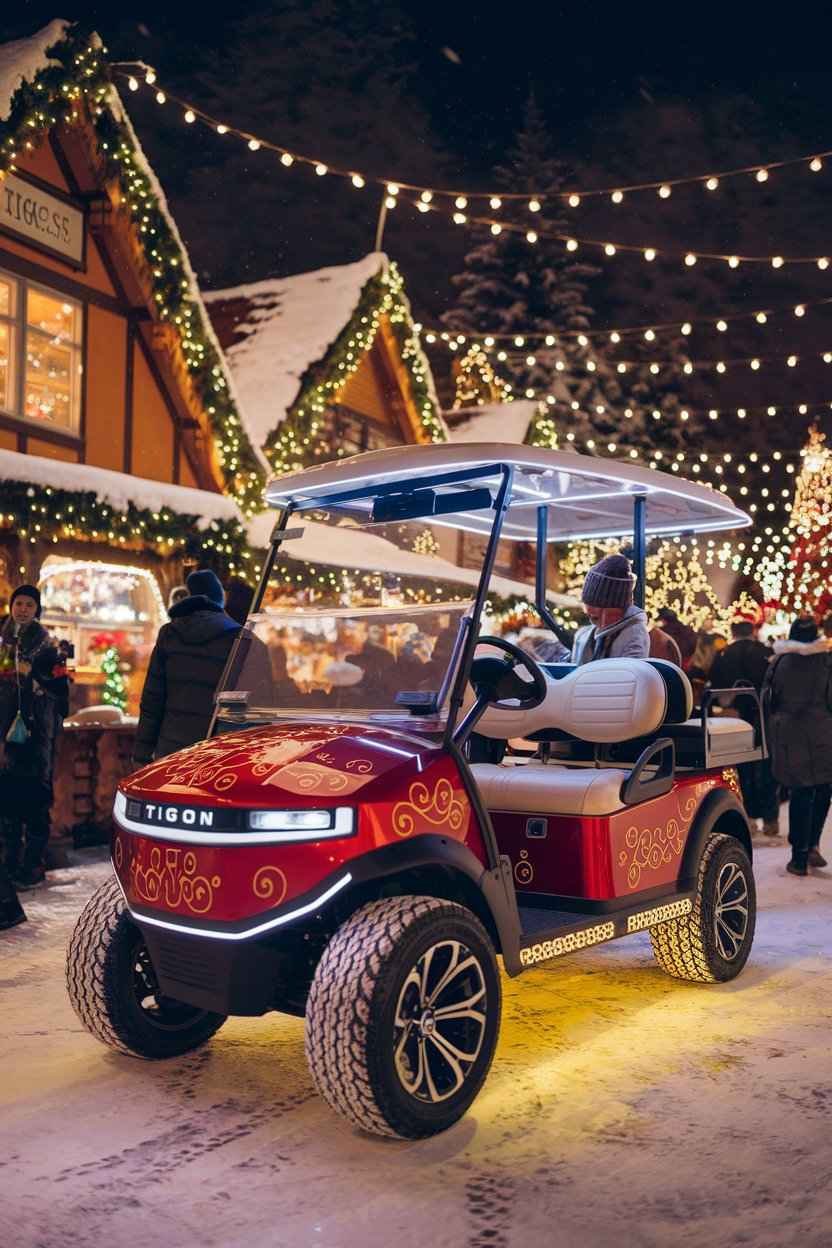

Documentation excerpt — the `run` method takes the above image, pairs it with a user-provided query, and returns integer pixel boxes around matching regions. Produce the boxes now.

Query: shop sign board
[0,173,84,266]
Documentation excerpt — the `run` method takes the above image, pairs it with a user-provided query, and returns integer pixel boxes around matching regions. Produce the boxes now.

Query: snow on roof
[0,19,67,121]
[205,253,388,448]
[0,450,240,528]
[447,401,539,445]
[246,512,577,606]
[103,86,269,478]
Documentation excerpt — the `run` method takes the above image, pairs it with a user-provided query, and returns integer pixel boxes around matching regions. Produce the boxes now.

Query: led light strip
[125,873,354,941]
[113,796,355,846]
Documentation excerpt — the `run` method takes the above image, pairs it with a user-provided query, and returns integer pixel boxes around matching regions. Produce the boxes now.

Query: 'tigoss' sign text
[0,174,84,266]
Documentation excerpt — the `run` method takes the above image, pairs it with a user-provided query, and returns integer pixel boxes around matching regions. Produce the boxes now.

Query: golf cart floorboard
[515,892,694,965]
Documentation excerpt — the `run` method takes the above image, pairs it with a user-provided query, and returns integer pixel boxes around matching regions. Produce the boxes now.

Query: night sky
[4,5,832,439]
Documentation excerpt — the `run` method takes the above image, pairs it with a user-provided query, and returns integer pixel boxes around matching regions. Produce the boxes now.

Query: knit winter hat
[186,569,225,607]
[10,584,41,617]
[582,554,635,609]
[789,616,818,643]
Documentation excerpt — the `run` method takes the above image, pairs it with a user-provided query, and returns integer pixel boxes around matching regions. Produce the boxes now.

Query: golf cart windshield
[221,600,472,728]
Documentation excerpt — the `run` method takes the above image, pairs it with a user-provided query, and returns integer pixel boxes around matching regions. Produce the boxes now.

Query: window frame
[0,265,84,443]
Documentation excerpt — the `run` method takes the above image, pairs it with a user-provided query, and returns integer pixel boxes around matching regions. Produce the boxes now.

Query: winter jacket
[659,616,697,664]
[0,616,68,803]
[134,595,241,764]
[649,627,683,666]
[762,638,832,788]
[572,606,650,665]
[709,638,772,693]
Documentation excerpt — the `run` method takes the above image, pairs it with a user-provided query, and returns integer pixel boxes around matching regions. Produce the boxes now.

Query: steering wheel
[469,636,548,710]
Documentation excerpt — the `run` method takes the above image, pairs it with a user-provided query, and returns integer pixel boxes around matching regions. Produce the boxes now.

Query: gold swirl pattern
[130,845,220,914]
[344,758,374,774]
[252,865,288,906]
[617,782,713,889]
[392,778,466,839]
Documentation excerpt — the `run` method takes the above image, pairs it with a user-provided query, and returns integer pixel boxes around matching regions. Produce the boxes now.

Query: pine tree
[778,425,832,618]
[441,96,699,457]
[101,647,128,713]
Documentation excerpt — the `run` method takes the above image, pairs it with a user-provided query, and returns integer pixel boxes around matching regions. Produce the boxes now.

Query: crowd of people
[2,551,830,930]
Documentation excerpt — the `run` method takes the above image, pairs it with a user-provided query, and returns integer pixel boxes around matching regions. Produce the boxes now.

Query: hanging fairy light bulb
[144,68,157,85]
[756,168,769,182]
[644,248,656,261]
[526,230,538,243]
[455,195,468,209]
[351,173,365,187]
[280,152,294,166]
[685,252,697,266]
[127,75,139,91]
[568,193,581,207]
[216,123,228,135]
[810,157,823,172]
[604,243,616,256]
[491,223,502,235]
[155,90,166,104]
[249,139,261,151]
[728,255,740,267]
[315,162,328,175]
[771,255,784,268]
[420,190,433,203]
[528,198,541,212]
[566,238,578,251]
[611,190,624,204]
[184,108,196,124]
[705,176,719,190]
[490,196,502,210]
[658,184,672,198]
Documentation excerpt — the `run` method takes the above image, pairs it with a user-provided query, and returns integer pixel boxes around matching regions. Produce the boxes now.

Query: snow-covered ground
[1,831,830,1248]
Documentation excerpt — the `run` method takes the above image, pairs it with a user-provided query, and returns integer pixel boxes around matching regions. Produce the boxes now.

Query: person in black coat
[762,616,832,875]
[0,584,69,888]
[709,620,779,836]
[133,570,241,767]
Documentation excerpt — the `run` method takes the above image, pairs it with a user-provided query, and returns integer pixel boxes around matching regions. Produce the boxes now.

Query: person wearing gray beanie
[538,552,651,666]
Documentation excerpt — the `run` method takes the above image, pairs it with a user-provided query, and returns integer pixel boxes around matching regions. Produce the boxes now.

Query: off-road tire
[650,833,755,982]
[66,876,226,1058]
[305,896,501,1139]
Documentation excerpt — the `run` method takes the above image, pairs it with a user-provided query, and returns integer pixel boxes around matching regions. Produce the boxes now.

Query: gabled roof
[207,254,447,471]
[206,253,386,449]
[0,21,267,514]
[0,18,66,119]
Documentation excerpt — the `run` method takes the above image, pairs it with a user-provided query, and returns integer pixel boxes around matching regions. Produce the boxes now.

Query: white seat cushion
[700,716,755,755]
[474,658,667,743]
[471,762,626,817]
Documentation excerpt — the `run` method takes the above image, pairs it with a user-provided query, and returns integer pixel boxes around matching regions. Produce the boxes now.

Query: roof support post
[633,493,647,609]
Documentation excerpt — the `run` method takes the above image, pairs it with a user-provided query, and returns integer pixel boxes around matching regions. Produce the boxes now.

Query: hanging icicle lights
[116,64,832,210]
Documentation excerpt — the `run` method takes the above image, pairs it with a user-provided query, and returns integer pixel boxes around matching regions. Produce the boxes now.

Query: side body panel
[490,772,728,901]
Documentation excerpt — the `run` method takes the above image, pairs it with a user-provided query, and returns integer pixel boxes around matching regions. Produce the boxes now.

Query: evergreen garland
[0,478,254,577]
[265,262,446,475]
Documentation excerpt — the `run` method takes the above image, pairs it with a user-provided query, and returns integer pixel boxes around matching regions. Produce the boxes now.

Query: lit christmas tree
[779,425,832,618]
[101,647,128,713]
[451,344,514,408]
[440,95,700,455]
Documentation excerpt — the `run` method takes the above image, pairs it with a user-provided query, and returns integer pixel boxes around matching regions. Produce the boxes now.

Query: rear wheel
[66,876,226,1058]
[305,896,501,1139]
[650,833,755,982]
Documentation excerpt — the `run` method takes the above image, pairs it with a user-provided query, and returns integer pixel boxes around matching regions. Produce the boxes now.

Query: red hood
[121,722,441,807]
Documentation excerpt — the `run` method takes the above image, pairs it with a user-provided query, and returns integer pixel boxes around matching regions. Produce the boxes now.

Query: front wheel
[66,876,226,1058]
[305,896,501,1139]
[650,833,756,982]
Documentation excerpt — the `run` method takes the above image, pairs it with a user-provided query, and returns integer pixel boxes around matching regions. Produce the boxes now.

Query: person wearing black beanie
[0,583,68,888]
[133,569,241,766]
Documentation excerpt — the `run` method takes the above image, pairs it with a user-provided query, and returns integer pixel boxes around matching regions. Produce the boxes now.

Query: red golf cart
[67,444,762,1139]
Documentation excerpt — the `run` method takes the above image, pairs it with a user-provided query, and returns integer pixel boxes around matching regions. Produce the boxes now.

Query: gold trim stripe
[626,898,692,933]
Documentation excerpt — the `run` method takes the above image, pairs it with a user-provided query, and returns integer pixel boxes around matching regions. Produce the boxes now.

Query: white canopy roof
[265,443,750,542]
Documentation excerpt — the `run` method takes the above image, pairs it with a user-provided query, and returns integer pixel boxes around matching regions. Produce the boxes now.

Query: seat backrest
[475,657,668,743]
[647,659,693,723]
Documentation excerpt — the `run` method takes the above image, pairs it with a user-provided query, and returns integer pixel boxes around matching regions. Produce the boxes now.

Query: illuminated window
[0,270,83,435]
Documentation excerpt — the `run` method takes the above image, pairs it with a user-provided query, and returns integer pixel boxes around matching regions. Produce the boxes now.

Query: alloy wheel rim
[713,861,749,960]
[393,939,487,1104]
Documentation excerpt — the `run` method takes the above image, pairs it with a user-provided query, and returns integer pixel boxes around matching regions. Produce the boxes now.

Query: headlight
[247,807,355,840]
